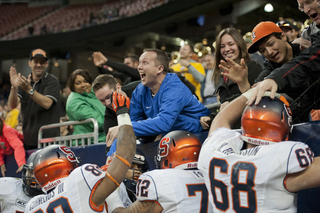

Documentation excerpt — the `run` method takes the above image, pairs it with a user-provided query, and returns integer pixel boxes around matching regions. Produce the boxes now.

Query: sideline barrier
[2,121,320,213]
[37,118,99,148]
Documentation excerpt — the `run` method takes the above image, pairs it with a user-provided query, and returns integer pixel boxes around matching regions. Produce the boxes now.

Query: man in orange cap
[220,21,310,123]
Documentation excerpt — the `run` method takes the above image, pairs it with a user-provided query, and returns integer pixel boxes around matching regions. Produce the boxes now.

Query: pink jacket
[0,123,26,167]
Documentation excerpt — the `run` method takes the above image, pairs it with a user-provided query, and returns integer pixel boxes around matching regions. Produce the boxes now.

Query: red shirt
[0,123,26,167]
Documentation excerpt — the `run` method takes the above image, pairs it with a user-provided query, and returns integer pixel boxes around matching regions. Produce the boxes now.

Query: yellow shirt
[171,62,205,102]
[5,108,20,128]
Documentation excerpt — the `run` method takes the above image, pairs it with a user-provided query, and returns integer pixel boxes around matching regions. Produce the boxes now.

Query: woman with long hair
[201,28,263,129]
[213,28,262,103]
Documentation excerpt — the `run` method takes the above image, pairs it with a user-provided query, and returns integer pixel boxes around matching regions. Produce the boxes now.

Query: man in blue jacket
[105,48,210,148]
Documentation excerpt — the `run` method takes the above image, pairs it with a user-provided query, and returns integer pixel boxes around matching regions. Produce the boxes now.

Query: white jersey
[198,128,314,213]
[119,182,134,207]
[137,168,214,213]
[24,164,108,213]
[0,177,31,213]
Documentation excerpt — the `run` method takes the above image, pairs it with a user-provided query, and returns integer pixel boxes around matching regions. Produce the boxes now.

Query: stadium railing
[37,118,99,148]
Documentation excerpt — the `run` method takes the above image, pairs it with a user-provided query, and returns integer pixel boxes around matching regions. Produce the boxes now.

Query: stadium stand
[1,0,169,41]
[0,3,58,38]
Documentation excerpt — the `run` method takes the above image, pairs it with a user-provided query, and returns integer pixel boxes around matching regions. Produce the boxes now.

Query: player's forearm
[112,207,126,213]
[116,125,136,166]
[92,118,136,206]
[209,95,247,134]
[291,157,320,192]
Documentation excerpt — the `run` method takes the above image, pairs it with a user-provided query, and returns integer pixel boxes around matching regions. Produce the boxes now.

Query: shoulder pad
[0,177,19,195]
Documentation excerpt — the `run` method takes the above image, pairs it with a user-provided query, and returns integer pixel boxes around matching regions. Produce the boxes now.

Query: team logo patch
[32,49,46,57]
[157,137,170,162]
[15,198,27,207]
[252,32,256,41]
[187,162,197,169]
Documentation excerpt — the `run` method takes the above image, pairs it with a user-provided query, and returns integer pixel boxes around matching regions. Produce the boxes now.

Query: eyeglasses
[298,0,315,12]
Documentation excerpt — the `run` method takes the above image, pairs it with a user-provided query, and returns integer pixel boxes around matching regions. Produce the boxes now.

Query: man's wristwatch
[28,88,34,96]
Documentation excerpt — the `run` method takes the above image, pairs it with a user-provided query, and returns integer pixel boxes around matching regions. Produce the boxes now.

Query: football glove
[111,92,130,115]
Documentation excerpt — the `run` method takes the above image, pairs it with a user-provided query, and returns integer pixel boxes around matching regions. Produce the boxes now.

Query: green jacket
[66,88,106,144]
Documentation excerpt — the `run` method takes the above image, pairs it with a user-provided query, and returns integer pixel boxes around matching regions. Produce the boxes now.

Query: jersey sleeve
[79,164,106,189]
[136,173,159,202]
[78,164,108,211]
[287,142,314,174]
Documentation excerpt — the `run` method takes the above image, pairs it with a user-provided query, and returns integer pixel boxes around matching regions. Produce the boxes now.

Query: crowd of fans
[2,0,320,211]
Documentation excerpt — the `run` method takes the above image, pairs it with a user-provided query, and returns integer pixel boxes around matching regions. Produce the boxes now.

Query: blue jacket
[130,73,210,136]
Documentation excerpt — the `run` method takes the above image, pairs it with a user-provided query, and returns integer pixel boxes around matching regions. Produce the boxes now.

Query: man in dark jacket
[246,21,320,123]
[93,51,140,85]
[247,28,320,120]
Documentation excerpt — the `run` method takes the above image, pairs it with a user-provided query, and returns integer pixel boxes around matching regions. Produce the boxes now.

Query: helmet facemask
[22,164,43,197]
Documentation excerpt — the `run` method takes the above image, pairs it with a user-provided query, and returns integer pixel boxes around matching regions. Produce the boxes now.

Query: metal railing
[38,118,99,148]
[204,101,221,110]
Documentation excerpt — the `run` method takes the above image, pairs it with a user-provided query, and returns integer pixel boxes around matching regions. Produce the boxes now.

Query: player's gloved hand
[111,92,130,115]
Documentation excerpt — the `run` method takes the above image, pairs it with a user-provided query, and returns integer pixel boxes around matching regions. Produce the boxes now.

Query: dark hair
[92,74,117,93]
[143,48,169,73]
[213,28,251,85]
[124,54,139,64]
[68,69,93,92]
[256,32,283,53]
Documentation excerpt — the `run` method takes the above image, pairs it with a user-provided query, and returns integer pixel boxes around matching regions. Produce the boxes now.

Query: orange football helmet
[33,145,80,193]
[241,96,292,146]
[155,130,202,169]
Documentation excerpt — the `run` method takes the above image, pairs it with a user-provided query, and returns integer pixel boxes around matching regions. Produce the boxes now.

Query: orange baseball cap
[247,21,282,54]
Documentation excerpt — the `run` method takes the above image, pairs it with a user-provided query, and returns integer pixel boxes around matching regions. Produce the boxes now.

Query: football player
[106,130,214,213]
[198,89,320,212]
[119,149,149,207]
[24,92,136,213]
[0,150,42,212]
